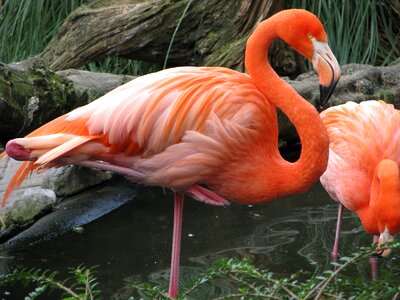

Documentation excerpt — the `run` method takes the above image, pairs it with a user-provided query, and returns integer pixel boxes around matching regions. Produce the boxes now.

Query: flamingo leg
[168,191,184,298]
[369,235,379,281]
[331,203,343,261]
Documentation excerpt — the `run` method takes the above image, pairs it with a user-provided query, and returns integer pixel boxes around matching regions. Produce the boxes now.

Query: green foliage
[0,0,398,75]
[290,0,400,65]
[0,240,400,300]
[163,0,194,69]
[0,0,86,63]
[126,240,400,299]
[81,57,160,76]
[0,0,158,76]
[1,241,400,299]
[0,265,100,300]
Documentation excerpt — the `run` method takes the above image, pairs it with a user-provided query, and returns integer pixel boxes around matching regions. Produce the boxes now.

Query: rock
[56,69,135,101]
[0,158,47,208]
[2,179,137,249]
[279,60,400,144]
[0,159,113,241]
[41,165,112,197]
[6,187,56,225]
[0,187,56,242]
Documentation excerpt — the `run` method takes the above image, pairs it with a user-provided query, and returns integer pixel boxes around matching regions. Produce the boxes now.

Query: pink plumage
[320,100,400,258]
[3,9,341,298]
[321,100,400,212]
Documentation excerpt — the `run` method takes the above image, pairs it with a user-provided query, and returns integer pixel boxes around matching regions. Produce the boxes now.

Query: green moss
[2,188,56,228]
[373,87,398,104]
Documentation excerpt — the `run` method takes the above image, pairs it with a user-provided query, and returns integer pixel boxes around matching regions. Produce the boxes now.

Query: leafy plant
[0,0,158,76]
[82,56,160,76]
[1,240,399,299]
[128,241,400,299]
[0,0,86,63]
[0,265,100,300]
[1,0,398,73]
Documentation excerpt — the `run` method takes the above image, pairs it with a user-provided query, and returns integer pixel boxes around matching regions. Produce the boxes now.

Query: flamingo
[2,9,340,298]
[320,100,400,260]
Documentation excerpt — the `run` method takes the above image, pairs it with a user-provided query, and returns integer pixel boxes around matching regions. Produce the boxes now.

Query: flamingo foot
[185,185,230,206]
[168,192,184,299]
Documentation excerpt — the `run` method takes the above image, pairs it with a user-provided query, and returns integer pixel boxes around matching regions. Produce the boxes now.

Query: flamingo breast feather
[320,101,400,211]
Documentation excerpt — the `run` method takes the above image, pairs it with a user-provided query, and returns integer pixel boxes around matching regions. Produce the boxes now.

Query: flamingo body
[321,100,400,247]
[3,9,341,298]
[5,67,282,203]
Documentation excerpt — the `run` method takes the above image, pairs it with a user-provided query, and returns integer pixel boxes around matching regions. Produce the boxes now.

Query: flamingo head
[276,10,341,107]
[375,228,395,257]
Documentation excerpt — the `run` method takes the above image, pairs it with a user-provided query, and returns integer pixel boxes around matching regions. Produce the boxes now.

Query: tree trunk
[39,0,295,72]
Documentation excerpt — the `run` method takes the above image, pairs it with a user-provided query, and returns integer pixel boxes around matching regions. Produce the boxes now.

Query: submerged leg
[369,235,379,281]
[168,192,184,298]
[331,203,343,262]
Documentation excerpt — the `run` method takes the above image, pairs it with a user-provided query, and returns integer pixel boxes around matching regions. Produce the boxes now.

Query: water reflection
[0,182,392,299]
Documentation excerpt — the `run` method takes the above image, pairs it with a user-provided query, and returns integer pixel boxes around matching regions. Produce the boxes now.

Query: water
[0,182,395,298]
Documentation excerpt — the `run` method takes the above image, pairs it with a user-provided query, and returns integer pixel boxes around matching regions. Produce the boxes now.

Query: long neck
[245,19,329,197]
[360,159,400,235]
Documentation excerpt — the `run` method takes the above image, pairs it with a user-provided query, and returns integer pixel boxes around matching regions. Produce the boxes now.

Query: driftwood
[38,0,304,75]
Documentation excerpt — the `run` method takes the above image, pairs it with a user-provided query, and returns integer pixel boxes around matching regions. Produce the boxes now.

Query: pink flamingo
[321,100,400,262]
[3,9,340,298]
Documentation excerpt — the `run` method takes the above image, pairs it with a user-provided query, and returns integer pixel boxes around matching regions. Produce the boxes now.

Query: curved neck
[362,159,400,235]
[245,18,329,196]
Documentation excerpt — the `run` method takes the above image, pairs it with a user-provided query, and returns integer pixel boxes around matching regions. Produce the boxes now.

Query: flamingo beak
[312,41,341,108]
[375,228,395,257]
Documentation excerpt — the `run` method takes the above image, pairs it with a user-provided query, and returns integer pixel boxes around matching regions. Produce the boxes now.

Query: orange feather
[320,100,400,256]
[3,10,341,297]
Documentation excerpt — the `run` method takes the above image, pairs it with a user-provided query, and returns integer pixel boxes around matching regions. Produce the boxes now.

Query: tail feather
[26,115,90,137]
[2,114,98,206]
[2,161,37,207]
[35,136,95,165]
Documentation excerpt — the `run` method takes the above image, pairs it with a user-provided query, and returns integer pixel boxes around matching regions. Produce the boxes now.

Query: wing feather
[67,67,267,157]
[4,66,270,203]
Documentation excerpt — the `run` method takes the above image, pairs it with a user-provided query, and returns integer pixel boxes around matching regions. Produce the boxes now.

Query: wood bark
[39,0,303,74]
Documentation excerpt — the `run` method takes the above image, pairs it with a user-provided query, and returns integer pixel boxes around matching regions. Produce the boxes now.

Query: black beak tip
[318,80,339,109]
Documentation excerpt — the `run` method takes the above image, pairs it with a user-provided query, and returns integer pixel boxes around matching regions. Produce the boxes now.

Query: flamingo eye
[308,33,314,39]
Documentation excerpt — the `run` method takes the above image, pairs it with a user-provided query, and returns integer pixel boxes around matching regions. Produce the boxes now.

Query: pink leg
[369,235,379,281]
[168,192,184,298]
[331,203,343,262]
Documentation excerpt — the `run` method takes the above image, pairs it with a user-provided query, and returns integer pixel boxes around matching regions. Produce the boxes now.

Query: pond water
[0,182,398,299]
